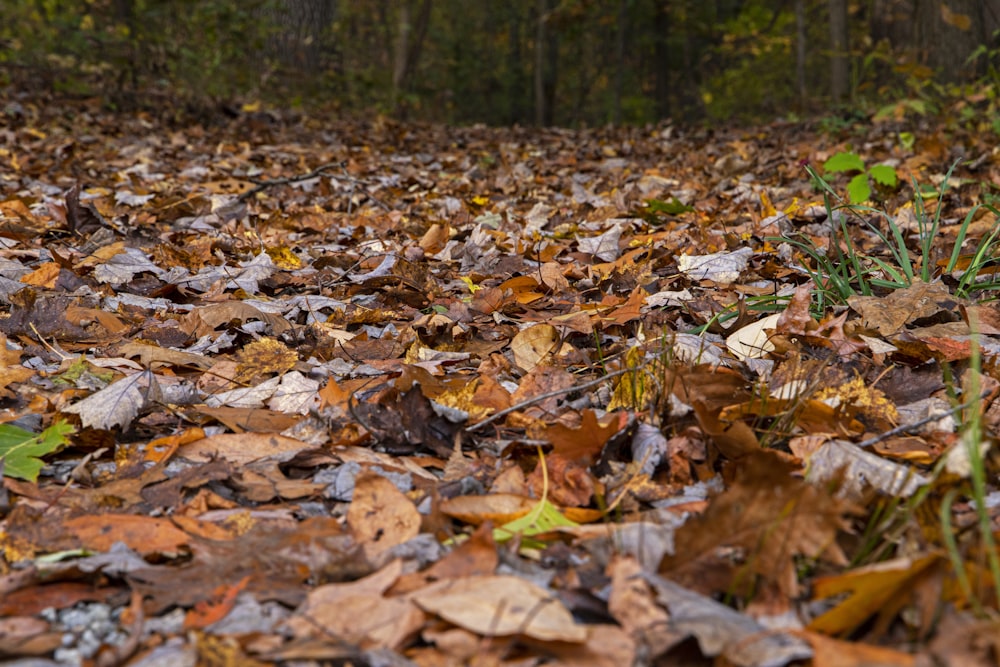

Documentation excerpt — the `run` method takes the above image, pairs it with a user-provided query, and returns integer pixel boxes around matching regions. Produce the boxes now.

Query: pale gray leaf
[227,252,275,293]
[577,223,623,261]
[268,371,320,415]
[645,573,812,667]
[348,254,397,283]
[206,376,281,409]
[63,370,160,430]
[677,246,753,284]
[631,422,667,476]
[805,439,927,501]
[93,247,164,285]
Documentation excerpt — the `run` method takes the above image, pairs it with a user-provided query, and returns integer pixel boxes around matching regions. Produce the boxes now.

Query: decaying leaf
[660,451,861,599]
[800,438,928,500]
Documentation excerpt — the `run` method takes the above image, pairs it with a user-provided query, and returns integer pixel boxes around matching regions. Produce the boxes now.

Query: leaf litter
[0,97,999,665]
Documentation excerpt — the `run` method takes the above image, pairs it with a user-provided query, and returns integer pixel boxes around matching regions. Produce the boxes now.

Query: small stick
[238,161,343,201]
[857,390,992,448]
[238,162,391,211]
[466,365,641,432]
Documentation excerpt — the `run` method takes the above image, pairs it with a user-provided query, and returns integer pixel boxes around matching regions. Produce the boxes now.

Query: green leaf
[824,152,866,174]
[869,164,898,188]
[847,173,872,204]
[0,420,76,482]
[645,197,695,215]
[494,497,579,547]
[874,104,897,122]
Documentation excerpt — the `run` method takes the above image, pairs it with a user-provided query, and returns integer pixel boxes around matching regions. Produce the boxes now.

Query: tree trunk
[544,10,558,125]
[914,0,995,81]
[392,0,432,117]
[263,0,337,75]
[534,0,548,126]
[653,3,671,119]
[506,5,527,125]
[795,0,806,109]
[113,0,138,97]
[613,0,628,125]
[828,0,849,102]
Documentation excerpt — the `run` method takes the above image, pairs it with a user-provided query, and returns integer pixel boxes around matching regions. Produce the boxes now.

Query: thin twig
[857,390,992,448]
[339,164,391,211]
[238,160,393,212]
[466,365,641,432]
[238,161,343,201]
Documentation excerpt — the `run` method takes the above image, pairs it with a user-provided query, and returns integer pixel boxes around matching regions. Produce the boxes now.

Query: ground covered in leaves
[2,93,1000,666]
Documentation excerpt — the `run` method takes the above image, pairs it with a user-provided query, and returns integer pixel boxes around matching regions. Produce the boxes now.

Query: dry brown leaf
[527,452,596,507]
[848,280,957,337]
[809,554,946,637]
[607,556,678,658]
[542,409,626,463]
[285,560,423,650]
[660,451,860,600]
[177,432,313,465]
[511,323,560,371]
[439,493,537,525]
[234,337,298,383]
[63,514,195,555]
[389,522,498,595]
[798,630,916,667]
[411,575,587,643]
[347,472,421,558]
[719,396,865,436]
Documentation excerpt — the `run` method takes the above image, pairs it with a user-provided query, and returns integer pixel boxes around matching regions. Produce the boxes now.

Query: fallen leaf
[412,575,587,642]
[347,472,421,558]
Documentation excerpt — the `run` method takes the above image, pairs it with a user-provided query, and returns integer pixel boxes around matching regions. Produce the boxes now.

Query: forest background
[6,2,1000,665]
[3,0,1000,128]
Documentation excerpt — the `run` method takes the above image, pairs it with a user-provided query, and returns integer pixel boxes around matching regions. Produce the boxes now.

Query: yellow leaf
[459,276,481,293]
[266,245,303,270]
[940,3,971,30]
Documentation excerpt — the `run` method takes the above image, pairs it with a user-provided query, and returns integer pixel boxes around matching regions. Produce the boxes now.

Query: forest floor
[1,92,1000,666]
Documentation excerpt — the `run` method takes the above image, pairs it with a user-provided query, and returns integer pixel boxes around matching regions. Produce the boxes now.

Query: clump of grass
[772,160,1000,308]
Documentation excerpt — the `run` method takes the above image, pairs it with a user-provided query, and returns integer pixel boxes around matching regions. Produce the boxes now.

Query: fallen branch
[466,365,640,432]
[238,161,390,211]
[238,161,343,201]
[857,390,993,448]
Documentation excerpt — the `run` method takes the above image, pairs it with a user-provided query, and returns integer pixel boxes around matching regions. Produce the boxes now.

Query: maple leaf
[0,420,76,481]
[542,409,625,463]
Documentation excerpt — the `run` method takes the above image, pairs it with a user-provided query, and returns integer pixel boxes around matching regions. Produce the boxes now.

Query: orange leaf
[602,286,647,326]
[64,515,193,555]
[543,409,626,463]
[809,554,942,637]
[183,576,250,630]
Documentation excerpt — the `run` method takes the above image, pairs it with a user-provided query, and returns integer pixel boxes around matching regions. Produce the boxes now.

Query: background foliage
[2,0,998,126]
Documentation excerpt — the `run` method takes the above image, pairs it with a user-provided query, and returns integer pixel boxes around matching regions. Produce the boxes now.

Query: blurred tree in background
[1,0,998,126]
